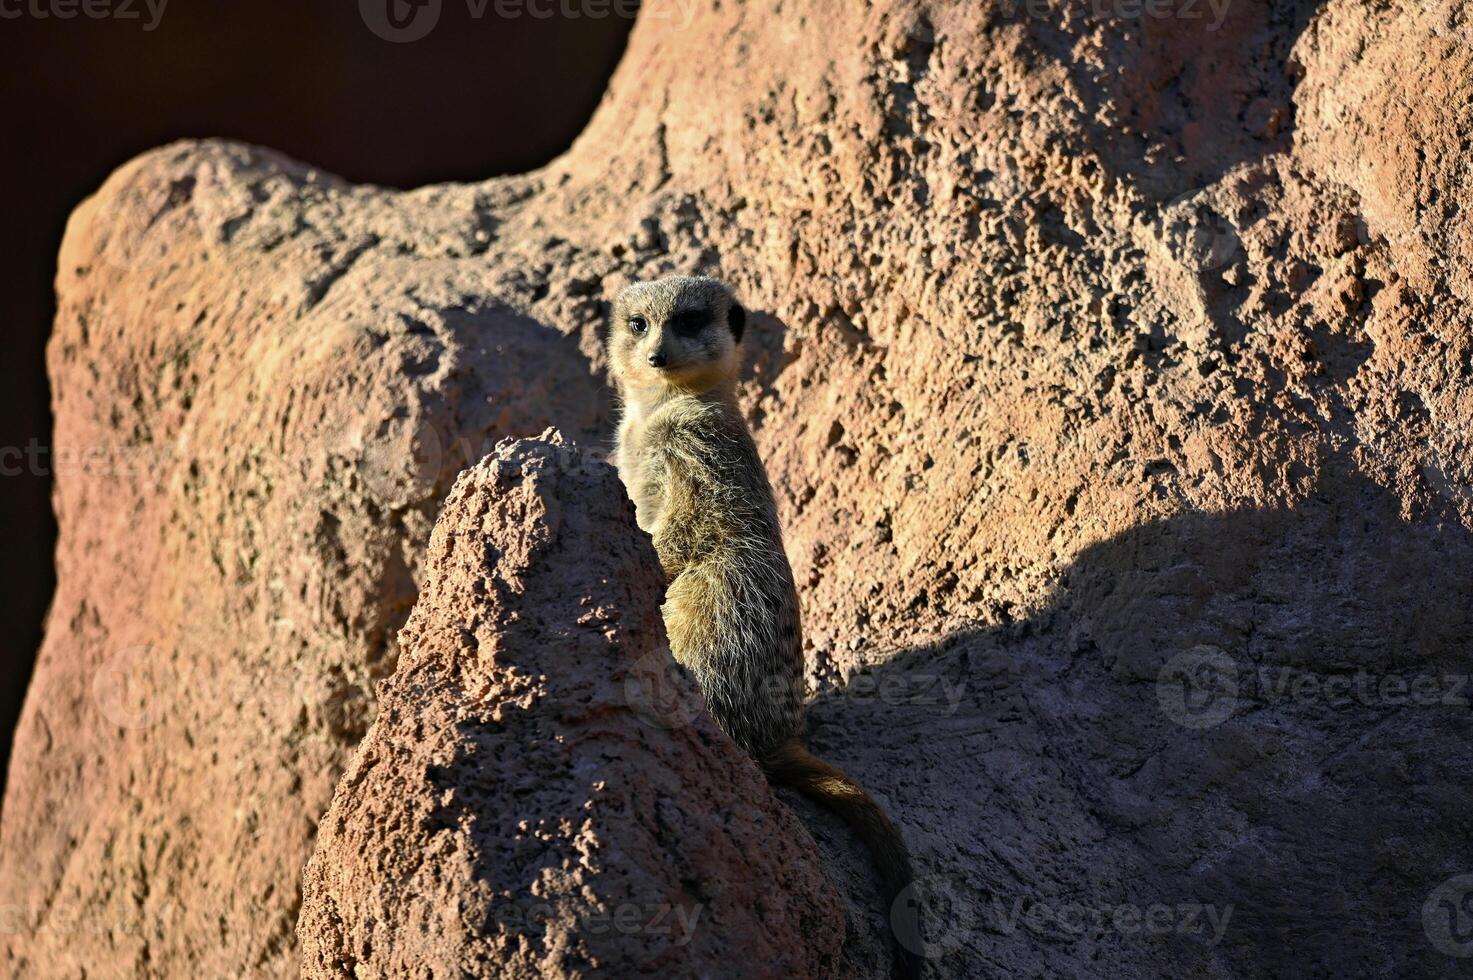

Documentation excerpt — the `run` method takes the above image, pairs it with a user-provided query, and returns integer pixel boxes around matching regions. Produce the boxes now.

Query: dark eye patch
[670,308,711,336]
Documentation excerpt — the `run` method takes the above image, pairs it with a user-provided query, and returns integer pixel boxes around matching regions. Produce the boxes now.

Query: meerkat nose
[647,351,668,368]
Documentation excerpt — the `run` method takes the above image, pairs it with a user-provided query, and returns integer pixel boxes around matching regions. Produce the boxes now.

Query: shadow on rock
[797,462,1473,978]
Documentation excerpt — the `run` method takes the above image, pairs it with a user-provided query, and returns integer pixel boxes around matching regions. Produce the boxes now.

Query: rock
[298,433,843,979]
[6,1,1473,977]
[0,143,611,979]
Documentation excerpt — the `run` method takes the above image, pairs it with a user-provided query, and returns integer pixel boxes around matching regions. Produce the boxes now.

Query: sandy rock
[298,433,843,979]
[6,1,1473,977]
[0,143,612,979]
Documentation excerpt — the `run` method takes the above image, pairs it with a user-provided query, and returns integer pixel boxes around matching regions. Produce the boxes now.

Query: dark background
[0,0,634,792]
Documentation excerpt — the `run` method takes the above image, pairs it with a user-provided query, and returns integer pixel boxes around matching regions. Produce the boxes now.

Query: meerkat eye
[629,315,648,335]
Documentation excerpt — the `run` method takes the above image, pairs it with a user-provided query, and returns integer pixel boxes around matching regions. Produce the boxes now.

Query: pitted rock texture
[298,433,843,979]
[5,0,1473,978]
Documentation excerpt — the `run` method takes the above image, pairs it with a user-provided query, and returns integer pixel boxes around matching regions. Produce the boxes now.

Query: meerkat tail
[763,738,924,980]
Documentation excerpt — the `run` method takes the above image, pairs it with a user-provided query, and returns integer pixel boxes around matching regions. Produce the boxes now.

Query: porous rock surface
[297,433,842,978]
[5,0,1473,977]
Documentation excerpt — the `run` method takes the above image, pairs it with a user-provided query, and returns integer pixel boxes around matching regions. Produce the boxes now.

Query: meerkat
[607,275,923,979]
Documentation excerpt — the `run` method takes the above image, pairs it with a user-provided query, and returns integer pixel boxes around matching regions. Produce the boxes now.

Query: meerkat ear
[728,301,746,343]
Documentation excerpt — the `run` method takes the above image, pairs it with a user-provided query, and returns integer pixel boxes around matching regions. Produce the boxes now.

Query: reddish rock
[6,1,1473,977]
[298,432,842,979]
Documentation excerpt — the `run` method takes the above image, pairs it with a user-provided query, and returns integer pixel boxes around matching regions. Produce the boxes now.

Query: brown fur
[608,276,923,979]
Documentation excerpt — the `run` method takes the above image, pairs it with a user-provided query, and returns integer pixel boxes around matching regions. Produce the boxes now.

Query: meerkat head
[608,276,747,396]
